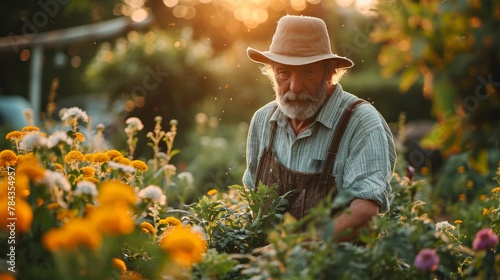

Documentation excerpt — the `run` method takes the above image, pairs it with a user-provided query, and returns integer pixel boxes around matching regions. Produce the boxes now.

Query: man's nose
[289,73,303,94]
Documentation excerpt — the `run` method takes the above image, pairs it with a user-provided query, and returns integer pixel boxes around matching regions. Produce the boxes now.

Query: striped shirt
[243,84,397,212]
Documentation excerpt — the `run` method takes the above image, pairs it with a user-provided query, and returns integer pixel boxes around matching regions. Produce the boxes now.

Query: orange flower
[118,157,132,166]
[0,198,33,233]
[88,204,134,235]
[140,221,156,234]
[466,180,474,188]
[0,150,17,168]
[65,150,84,163]
[80,166,95,177]
[91,152,110,164]
[42,218,101,251]
[131,160,148,171]
[159,217,182,227]
[112,258,127,274]
[105,150,123,161]
[5,131,23,141]
[457,166,465,173]
[21,126,40,132]
[98,181,137,206]
[160,226,207,266]
[207,189,218,196]
[74,132,86,142]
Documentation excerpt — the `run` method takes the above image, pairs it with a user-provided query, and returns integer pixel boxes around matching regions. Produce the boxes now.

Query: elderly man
[243,15,396,240]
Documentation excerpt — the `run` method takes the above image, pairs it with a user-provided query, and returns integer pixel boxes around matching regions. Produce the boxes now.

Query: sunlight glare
[131,8,148,22]
[124,0,145,9]
[290,0,307,11]
[163,0,179,8]
[355,0,378,15]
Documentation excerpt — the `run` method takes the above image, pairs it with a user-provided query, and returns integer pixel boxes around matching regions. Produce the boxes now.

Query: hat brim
[247,47,354,69]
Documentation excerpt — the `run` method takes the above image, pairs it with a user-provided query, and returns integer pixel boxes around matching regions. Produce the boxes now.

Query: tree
[372,0,500,176]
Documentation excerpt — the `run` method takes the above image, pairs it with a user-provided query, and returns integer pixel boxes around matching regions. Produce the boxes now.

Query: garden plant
[0,106,499,280]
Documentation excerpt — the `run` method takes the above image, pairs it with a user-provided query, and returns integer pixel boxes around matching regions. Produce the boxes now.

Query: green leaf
[399,66,419,92]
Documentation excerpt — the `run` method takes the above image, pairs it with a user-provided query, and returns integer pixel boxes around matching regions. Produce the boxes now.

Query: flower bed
[0,108,499,280]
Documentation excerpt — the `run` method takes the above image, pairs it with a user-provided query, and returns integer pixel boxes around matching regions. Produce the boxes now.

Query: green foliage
[184,183,291,254]
[372,0,500,159]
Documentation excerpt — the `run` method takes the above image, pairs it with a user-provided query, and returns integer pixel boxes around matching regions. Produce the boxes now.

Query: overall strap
[319,99,368,185]
[266,106,279,149]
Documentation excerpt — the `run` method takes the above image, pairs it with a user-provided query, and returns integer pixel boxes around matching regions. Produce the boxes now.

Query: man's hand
[333,198,379,242]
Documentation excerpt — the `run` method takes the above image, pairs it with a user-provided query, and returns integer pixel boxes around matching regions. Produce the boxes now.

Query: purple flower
[405,165,416,182]
[414,248,440,272]
[473,228,499,251]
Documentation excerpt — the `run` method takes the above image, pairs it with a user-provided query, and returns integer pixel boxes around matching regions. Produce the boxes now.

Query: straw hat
[247,15,354,68]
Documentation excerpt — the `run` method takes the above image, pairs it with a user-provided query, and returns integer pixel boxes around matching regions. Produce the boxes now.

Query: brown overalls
[254,99,367,220]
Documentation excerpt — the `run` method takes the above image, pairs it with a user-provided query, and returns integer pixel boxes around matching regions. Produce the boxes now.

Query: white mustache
[281,90,320,102]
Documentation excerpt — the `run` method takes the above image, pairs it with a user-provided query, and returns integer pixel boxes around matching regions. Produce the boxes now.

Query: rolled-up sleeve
[339,113,396,213]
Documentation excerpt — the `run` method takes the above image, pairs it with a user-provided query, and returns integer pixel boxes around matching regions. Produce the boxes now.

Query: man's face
[273,61,330,121]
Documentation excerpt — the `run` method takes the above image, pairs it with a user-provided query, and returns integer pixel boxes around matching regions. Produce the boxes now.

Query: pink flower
[414,249,440,272]
[473,228,499,251]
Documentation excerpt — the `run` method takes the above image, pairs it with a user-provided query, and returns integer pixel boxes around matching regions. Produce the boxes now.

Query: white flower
[109,161,136,173]
[125,117,144,131]
[46,131,73,148]
[60,107,89,123]
[435,221,456,232]
[19,131,47,149]
[177,172,194,186]
[138,185,166,205]
[42,170,71,192]
[75,181,98,196]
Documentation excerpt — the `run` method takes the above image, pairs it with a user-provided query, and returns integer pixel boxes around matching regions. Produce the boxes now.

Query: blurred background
[0,0,499,201]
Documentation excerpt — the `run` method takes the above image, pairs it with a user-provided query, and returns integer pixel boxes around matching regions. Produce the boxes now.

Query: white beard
[276,84,329,121]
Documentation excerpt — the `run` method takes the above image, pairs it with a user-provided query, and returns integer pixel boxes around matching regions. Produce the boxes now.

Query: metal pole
[29,44,43,120]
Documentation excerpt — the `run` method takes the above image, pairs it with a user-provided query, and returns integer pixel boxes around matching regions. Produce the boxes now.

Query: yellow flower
[420,166,429,176]
[91,152,110,164]
[47,202,60,210]
[483,208,490,216]
[118,157,132,166]
[457,166,465,173]
[159,217,182,227]
[0,149,17,168]
[112,258,127,274]
[458,194,467,201]
[65,150,84,163]
[160,226,207,266]
[22,125,40,132]
[98,180,137,206]
[140,221,156,234]
[492,187,500,193]
[479,194,487,201]
[53,163,64,171]
[207,189,218,196]
[105,150,123,161]
[88,204,135,235]
[131,160,148,171]
[81,166,95,177]
[74,132,86,142]
[83,153,94,161]
[17,163,45,182]
[0,198,33,233]
[42,218,101,251]
[454,220,463,225]
[5,130,23,141]
[466,180,474,188]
